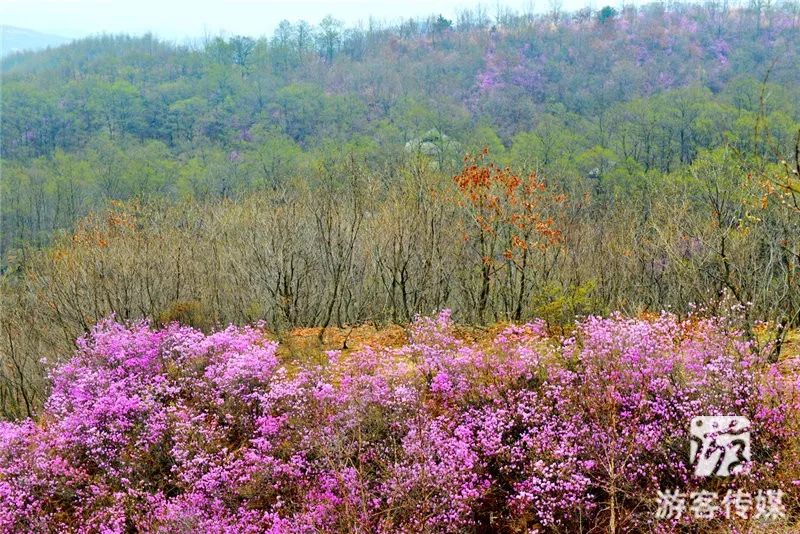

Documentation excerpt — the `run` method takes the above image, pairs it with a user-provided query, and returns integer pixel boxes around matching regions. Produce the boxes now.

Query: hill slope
[0,26,71,56]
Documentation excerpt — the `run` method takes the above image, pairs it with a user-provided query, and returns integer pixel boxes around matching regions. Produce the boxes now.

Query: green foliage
[531,280,602,329]
[1,3,799,256]
[468,124,506,159]
[157,300,213,331]
[597,6,618,23]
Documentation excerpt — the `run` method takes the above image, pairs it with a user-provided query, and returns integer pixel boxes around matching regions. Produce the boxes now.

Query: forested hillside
[0,2,799,417]
[2,2,799,249]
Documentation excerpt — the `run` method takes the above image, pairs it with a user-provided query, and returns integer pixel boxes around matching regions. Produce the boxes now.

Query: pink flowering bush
[1,312,798,532]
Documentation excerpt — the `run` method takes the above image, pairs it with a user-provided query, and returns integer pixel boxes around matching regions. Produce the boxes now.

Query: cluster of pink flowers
[1,311,798,532]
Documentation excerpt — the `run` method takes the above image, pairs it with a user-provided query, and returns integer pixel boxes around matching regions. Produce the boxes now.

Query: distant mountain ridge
[1,26,72,56]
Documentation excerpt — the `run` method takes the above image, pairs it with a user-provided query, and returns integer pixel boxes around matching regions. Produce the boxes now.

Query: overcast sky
[1,0,607,42]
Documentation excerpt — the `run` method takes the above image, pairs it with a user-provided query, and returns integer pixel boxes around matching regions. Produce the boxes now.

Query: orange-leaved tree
[453,149,564,323]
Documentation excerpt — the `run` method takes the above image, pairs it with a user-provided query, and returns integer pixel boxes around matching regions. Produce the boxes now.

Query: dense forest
[1,1,799,413]
[2,2,799,249]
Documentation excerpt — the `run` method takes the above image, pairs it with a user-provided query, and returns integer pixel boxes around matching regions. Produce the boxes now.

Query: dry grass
[275,323,408,364]
[271,320,800,393]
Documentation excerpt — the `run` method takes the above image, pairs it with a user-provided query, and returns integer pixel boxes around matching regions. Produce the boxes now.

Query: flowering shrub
[1,312,798,532]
